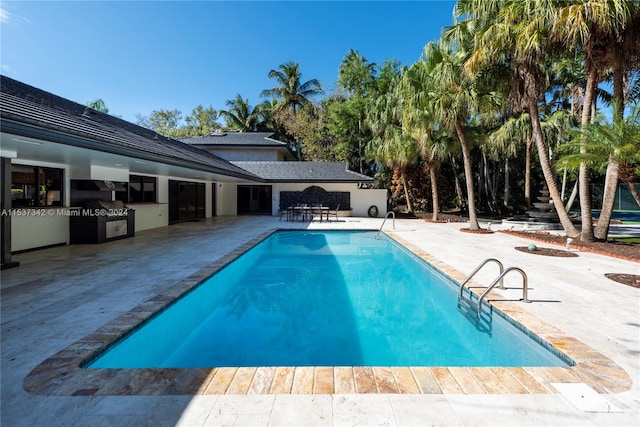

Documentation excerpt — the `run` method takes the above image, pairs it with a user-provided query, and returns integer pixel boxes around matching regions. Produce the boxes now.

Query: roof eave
[259,178,375,183]
[1,118,264,182]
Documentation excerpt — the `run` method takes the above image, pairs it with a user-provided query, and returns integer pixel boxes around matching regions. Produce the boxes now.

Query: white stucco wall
[11,214,69,251]
[351,188,388,218]
[90,165,129,181]
[217,182,238,216]
[127,203,169,232]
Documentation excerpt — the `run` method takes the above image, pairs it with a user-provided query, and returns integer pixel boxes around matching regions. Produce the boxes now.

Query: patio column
[1,157,19,269]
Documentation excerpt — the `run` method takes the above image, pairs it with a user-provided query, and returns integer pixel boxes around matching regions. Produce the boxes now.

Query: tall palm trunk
[449,155,464,210]
[401,172,414,213]
[429,163,439,221]
[482,152,491,208]
[594,158,620,240]
[527,98,581,238]
[595,59,626,240]
[577,67,598,241]
[504,158,510,207]
[525,138,532,209]
[565,180,579,212]
[454,119,480,230]
[561,168,568,200]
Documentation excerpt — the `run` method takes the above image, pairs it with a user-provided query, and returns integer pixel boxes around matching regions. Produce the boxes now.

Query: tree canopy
[127,0,639,240]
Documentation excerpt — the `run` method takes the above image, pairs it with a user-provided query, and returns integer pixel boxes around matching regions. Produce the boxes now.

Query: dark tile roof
[0,76,260,181]
[180,132,288,147]
[231,161,374,182]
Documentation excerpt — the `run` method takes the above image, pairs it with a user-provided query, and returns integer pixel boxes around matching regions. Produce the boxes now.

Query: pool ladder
[377,211,396,237]
[458,258,530,317]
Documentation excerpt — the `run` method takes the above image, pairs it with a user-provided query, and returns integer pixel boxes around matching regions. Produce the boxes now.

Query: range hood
[73,180,126,192]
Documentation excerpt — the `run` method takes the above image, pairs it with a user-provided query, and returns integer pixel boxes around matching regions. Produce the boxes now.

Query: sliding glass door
[169,180,205,224]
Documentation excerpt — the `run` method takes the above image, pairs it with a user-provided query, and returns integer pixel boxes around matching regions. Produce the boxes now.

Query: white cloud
[0,5,30,26]
[0,7,10,24]
[2,64,15,74]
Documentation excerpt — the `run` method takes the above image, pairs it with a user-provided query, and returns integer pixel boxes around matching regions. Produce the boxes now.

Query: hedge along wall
[279,186,350,210]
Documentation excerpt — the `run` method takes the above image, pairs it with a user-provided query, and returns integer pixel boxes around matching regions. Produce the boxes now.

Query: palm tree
[261,62,323,114]
[369,128,420,213]
[594,4,639,238]
[552,0,635,240]
[218,94,262,132]
[367,75,420,213]
[339,49,377,97]
[455,0,582,238]
[487,112,529,208]
[557,102,640,238]
[337,51,379,174]
[254,99,277,132]
[545,55,589,210]
[402,60,454,221]
[418,40,499,230]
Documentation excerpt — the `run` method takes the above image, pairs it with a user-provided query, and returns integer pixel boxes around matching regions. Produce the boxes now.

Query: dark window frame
[117,175,157,204]
[11,164,64,207]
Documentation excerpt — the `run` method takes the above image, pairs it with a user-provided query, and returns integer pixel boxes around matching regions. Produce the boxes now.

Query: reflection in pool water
[87,230,571,368]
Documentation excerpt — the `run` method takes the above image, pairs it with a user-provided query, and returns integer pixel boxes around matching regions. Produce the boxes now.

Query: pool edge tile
[21,229,634,397]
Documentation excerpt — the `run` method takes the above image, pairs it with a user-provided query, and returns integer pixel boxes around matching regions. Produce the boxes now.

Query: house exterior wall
[200,147,280,162]
[10,159,71,251]
[125,176,217,231]
[272,183,387,218]
[118,173,165,232]
[8,161,226,250]
[12,215,69,252]
[351,187,388,218]
[127,203,168,232]
[217,182,238,216]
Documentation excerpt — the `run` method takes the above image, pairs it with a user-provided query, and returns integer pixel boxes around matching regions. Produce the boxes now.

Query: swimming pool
[86,230,571,369]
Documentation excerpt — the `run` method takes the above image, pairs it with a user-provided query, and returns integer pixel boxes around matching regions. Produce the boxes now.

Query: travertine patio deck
[2,216,639,426]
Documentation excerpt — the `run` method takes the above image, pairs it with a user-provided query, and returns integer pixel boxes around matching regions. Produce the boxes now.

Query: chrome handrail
[459,258,504,299]
[377,211,396,236]
[476,267,530,317]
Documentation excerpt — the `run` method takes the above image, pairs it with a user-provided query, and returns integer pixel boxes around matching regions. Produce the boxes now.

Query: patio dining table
[286,205,330,222]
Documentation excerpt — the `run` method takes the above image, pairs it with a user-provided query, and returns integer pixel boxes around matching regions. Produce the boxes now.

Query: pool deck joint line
[22,229,633,397]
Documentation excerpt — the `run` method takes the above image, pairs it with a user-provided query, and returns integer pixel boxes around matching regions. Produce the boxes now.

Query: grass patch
[610,236,640,244]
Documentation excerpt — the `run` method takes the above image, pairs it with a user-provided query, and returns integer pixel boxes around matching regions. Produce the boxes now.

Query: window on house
[116,175,157,203]
[11,165,63,207]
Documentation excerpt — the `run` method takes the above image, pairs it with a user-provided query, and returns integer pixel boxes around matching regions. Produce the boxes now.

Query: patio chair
[292,204,306,222]
[328,204,340,222]
[310,203,323,221]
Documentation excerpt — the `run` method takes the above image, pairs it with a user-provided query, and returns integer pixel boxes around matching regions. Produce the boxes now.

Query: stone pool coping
[23,230,633,396]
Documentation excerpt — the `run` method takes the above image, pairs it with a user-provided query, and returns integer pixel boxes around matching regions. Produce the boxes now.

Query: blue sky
[1,1,456,123]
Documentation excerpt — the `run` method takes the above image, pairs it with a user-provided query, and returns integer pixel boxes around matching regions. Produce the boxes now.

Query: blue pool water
[87,230,571,368]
